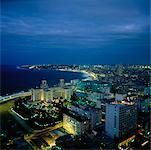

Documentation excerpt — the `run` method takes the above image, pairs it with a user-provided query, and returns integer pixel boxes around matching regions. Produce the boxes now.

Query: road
[10,110,33,133]
[0,91,31,104]
[24,122,63,141]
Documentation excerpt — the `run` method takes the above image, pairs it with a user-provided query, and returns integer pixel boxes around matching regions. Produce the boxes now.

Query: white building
[31,80,75,103]
[67,104,101,129]
[63,110,90,135]
[45,89,53,103]
[70,79,79,86]
[51,87,63,99]
[32,88,43,101]
[105,101,137,139]
[64,87,73,100]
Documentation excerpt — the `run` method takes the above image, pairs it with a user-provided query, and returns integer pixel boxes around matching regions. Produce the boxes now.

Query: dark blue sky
[1,0,150,65]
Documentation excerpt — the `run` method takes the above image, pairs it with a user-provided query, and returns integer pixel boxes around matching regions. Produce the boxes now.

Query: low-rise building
[77,80,110,94]
[144,86,151,96]
[63,110,90,136]
[137,98,150,113]
[67,103,101,129]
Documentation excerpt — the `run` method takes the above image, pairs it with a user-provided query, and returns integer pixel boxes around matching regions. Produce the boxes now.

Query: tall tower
[116,64,123,76]
[40,80,49,101]
[40,80,49,89]
[59,79,65,87]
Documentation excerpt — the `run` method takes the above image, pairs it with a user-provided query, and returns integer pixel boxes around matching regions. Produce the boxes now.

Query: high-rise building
[115,64,123,76]
[105,101,137,139]
[59,79,65,87]
[31,88,41,101]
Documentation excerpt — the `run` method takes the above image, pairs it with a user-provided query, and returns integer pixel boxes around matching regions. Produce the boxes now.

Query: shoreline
[1,66,88,96]
[1,68,97,100]
[58,69,97,80]
[17,66,97,80]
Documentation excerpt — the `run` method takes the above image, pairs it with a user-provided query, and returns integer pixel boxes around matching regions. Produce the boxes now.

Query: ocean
[0,65,87,96]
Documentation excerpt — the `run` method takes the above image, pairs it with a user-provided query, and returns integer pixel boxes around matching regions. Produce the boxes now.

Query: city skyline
[1,0,150,65]
[0,1,150,148]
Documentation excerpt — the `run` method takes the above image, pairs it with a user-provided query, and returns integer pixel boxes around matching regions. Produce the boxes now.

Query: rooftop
[74,97,96,108]
[63,109,89,122]
[111,100,135,106]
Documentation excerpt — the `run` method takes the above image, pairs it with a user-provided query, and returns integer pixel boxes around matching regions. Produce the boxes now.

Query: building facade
[31,79,74,103]
[63,110,90,136]
[32,88,43,101]
[105,101,137,139]
[67,104,101,129]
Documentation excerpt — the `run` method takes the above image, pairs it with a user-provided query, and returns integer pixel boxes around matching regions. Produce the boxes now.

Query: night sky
[1,0,150,65]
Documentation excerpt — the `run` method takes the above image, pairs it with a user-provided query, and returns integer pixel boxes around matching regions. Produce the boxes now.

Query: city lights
[1,0,150,149]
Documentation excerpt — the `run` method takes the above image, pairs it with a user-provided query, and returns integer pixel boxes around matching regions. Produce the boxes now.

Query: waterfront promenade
[0,91,31,104]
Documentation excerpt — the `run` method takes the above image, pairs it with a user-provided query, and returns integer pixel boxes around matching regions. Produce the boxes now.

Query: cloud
[1,0,149,36]
[110,24,144,33]
[1,0,150,64]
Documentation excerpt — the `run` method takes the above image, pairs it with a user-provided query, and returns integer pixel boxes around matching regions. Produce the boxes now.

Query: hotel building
[31,79,74,103]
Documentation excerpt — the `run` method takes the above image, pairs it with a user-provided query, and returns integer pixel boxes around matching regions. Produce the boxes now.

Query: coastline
[17,66,97,80]
[0,70,95,103]
[1,65,87,96]
[58,69,97,80]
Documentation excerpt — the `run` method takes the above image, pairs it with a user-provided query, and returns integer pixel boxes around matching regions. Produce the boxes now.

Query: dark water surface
[0,65,86,96]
